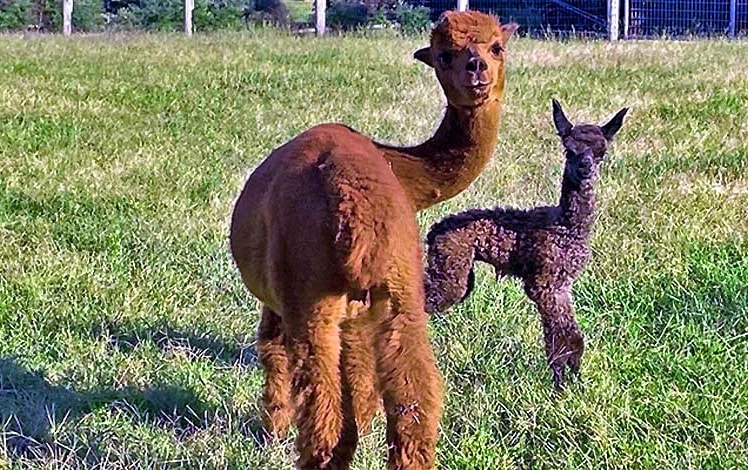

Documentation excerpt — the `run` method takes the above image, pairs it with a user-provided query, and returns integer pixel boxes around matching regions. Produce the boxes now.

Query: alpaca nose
[466,56,487,73]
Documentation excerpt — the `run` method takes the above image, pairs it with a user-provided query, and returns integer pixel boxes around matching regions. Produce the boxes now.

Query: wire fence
[626,0,747,38]
[426,0,609,37]
[425,0,747,38]
[364,0,748,38]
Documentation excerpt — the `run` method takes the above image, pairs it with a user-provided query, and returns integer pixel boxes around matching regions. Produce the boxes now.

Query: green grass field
[1,30,747,469]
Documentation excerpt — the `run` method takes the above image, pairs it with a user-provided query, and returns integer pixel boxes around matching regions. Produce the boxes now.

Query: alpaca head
[414,11,519,108]
[552,98,628,164]
[552,99,628,187]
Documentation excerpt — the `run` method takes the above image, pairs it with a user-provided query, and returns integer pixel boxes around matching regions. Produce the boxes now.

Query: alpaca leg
[257,306,293,438]
[329,352,361,469]
[525,283,584,389]
[286,295,351,470]
[341,317,380,434]
[372,288,443,470]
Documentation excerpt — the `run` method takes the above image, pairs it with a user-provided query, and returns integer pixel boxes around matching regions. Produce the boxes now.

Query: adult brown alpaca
[229,11,518,469]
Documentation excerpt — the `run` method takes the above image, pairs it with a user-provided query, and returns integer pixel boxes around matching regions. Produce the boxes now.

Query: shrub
[104,0,141,14]
[393,2,429,35]
[0,0,34,31]
[120,0,182,30]
[326,0,368,31]
[2,0,105,32]
[367,8,391,28]
[250,0,290,27]
[326,0,429,33]
[193,0,247,31]
[69,0,106,30]
[112,0,250,31]
[107,4,139,29]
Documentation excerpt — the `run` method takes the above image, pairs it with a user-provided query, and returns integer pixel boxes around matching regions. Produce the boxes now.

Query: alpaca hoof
[551,365,566,391]
[550,352,583,389]
[546,329,584,390]
[568,354,582,379]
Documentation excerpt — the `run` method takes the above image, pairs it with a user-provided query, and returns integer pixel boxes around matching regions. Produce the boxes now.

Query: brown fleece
[229,11,518,469]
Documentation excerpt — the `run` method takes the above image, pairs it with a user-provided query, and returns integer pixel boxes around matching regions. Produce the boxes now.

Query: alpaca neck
[559,169,597,235]
[379,99,502,211]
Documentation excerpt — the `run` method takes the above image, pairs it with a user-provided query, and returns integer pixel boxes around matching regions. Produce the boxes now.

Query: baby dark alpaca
[424,99,628,388]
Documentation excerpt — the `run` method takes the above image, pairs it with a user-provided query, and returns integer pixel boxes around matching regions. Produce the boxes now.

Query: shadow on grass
[92,320,259,368]
[0,356,268,463]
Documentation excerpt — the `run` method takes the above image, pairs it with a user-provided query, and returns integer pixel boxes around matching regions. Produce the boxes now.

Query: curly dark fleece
[424,99,628,388]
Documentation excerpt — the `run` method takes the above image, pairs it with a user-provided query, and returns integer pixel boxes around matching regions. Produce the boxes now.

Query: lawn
[1,29,747,469]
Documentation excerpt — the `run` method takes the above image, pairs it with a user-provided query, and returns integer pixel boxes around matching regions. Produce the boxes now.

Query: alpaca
[229,11,518,469]
[424,99,628,389]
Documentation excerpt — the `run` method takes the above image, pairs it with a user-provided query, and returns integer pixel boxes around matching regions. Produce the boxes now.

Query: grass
[1,29,747,469]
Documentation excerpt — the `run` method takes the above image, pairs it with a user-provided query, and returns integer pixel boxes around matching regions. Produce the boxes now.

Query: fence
[49,0,748,39]
[425,0,747,38]
[427,0,610,37]
[625,0,747,38]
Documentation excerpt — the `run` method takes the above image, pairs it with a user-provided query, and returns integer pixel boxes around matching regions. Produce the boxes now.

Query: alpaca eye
[438,52,453,66]
[490,43,503,57]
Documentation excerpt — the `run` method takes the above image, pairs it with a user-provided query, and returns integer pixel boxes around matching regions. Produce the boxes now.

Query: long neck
[559,166,597,234]
[378,98,502,211]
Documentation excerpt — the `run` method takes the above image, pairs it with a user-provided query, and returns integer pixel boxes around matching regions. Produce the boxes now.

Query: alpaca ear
[414,47,434,67]
[500,22,520,44]
[552,99,573,137]
[601,107,629,141]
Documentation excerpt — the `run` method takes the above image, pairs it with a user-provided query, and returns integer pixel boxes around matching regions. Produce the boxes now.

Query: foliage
[68,0,106,30]
[392,1,429,35]
[0,0,33,31]
[326,0,429,34]
[0,0,260,32]
[104,0,141,14]
[327,0,369,31]
[248,0,290,27]
[111,0,250,31]
[114,0,184,31]
[193,0,248,31]
[0,0,417,33]
[0,0,104,31]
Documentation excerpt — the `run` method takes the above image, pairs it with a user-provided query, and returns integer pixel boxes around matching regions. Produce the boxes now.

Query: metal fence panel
[625,0,747,37]
[423,0,609,37]
[421,0,748,39]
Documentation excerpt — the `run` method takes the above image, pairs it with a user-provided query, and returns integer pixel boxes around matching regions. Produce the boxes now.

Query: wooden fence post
[608,0,620,41]
[62,0,73,36]
[185,0,194,36]
[316,0,326,37]
[456,0,468,12]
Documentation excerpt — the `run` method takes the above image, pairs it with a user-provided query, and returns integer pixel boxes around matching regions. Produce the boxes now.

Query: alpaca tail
[318,154,406,291]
